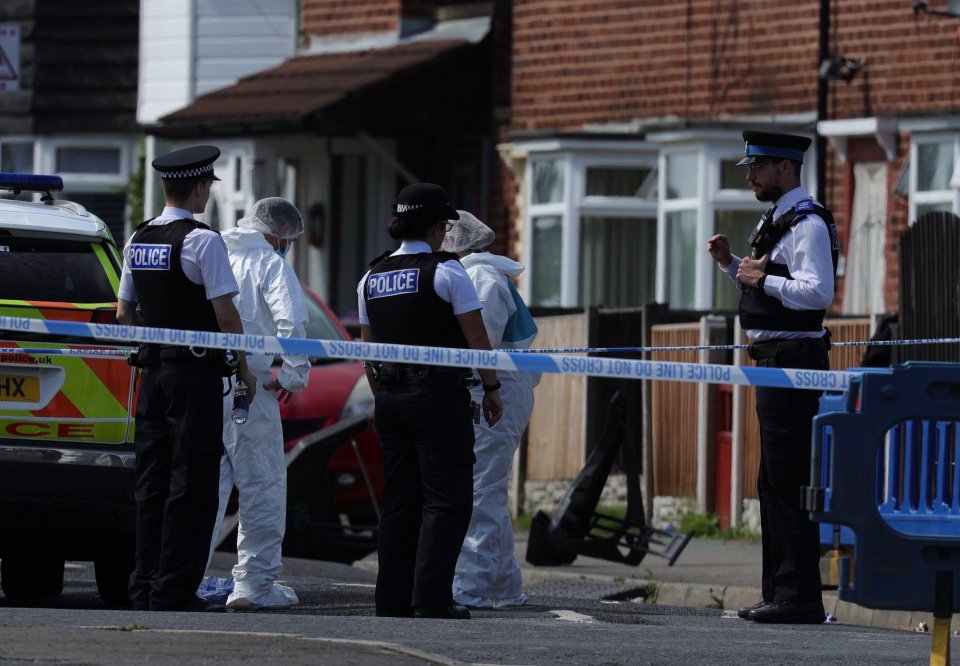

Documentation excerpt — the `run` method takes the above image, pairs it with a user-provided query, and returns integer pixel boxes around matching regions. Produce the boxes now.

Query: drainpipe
[816,0,830,201]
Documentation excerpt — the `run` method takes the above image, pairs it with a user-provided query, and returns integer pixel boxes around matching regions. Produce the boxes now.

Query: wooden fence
[525,313,587,481]
[899,212,960,363]
[650,318,871,502]
[521,309,872,523]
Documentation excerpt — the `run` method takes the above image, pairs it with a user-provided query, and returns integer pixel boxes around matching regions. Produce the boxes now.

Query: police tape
[527,337,960,355]
[0,315,861,392]
[10,348,134,358]
[16,333,960,359]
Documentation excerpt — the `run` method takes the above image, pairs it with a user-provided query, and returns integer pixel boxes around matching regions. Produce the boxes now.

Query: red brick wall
[511,1,960,130]
[511,0,822,132]
[506,0,960,314]
[830,2,960,119]
[302,0,402,37]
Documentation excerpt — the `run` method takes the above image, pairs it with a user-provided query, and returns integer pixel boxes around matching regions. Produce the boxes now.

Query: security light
[913,0,960,18]
[818,56,865,83]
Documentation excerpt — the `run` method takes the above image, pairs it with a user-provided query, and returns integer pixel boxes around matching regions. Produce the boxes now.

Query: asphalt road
[0,555,946,665]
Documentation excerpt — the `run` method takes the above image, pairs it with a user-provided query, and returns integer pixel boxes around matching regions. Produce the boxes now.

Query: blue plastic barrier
[817,390,856,549]
[806,361,960,612]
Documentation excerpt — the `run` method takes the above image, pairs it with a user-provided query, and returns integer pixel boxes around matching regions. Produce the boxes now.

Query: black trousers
[128,359,224,610]
[752,337,829,606]
[373,373,475,616]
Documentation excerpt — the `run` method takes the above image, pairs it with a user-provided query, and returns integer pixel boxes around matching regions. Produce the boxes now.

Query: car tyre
[1,553,66,601]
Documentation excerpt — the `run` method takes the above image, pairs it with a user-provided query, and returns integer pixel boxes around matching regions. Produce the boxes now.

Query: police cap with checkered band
[152,145,221,181]
[390,183,459,223]
[737,131,812,166]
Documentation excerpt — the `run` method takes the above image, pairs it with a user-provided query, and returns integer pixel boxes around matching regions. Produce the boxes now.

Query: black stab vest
[739,201,840,332]
[128,218,220,333]
[363,252,469,350]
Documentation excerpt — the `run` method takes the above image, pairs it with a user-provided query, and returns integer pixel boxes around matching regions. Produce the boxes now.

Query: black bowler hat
[737,131,812,166]
[152,145,221,181]
[390,183,459,223]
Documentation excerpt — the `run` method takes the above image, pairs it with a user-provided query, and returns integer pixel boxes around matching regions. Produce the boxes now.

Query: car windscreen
[295,292,349,365]
[0,236,116,303]
[304,293,348,342]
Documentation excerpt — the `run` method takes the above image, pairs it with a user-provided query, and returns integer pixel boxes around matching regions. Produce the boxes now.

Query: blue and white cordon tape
[0,316,859,392]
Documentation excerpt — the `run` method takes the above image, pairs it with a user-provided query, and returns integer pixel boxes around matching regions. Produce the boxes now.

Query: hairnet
[237,197,304,240]
[441,210,495,253]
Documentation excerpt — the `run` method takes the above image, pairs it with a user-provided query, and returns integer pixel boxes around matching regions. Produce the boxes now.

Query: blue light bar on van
[0,172,64,193]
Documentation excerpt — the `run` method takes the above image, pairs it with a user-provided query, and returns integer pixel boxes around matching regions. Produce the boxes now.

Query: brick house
[144,0,504,318]
[493,0,960,524]
[143,1,959,526]
[500,0,960,319]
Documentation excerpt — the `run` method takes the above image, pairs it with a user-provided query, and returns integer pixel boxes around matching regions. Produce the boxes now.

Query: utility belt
[372,361,475,387]
[129,343,237,376]
[747,330,831,361]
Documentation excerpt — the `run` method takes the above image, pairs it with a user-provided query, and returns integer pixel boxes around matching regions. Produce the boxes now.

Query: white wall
[138,0,297,124]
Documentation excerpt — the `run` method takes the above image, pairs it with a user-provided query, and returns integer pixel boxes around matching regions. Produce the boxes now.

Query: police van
[0,173,136,606]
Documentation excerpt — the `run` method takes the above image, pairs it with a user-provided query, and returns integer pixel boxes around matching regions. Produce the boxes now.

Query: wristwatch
[757,275,767,292]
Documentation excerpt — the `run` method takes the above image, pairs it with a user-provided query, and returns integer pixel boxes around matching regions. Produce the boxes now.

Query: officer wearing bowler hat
[357,183,503,619]
[117,145,256,611]
[707,131,839,625]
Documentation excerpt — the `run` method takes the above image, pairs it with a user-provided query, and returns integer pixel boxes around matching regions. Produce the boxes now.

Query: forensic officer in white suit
[443,211,540,609]
[204,197,310,610]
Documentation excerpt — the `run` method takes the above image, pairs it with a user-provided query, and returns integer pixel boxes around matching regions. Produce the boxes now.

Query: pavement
[268,528,932,634]
[503,531,933,633]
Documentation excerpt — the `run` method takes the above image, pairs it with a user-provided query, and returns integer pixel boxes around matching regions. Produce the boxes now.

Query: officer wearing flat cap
[356,182,503,619]
[117,145,256,611]
[707,131,839,625]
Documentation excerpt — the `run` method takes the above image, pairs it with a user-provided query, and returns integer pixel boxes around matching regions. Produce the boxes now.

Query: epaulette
[434,250,461,262]
[368,250,393,268]
[134,217,212,232]
[181,218,213,232]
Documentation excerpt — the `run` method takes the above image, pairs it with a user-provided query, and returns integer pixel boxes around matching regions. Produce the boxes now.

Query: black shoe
[151,597,227,613]
[749,600,825,624]
[414,605,471,619]
[737,600,769,620]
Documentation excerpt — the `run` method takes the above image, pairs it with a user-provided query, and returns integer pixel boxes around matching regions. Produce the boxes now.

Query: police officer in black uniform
[707,131,839,624]
[117,145,256,611]
[357,183,504,619]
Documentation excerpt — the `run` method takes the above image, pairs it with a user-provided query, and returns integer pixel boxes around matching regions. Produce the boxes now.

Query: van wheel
[0,553,65,601]
[95,548,134,608]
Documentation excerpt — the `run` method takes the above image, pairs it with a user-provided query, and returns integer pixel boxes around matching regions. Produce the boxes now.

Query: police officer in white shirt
[707,131,839,625]
[357,183,503,619]
[117,145,255,612]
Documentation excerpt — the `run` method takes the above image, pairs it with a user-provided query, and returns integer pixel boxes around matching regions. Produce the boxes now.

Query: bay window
[522,140,658,309]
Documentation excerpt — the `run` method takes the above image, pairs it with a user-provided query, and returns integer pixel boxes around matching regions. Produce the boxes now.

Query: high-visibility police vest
[128,218,219,333]
[363,252,468,350]
[739,200,840,332]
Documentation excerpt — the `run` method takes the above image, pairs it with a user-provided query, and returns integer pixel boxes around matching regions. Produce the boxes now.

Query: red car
[219,287,382,564]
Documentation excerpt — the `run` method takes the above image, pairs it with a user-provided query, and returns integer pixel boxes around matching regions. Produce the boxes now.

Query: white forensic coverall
[208,226,310,609]
[453,252,540,608]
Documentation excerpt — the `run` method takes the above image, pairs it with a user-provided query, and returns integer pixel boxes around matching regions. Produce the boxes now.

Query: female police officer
[357,183,503,619]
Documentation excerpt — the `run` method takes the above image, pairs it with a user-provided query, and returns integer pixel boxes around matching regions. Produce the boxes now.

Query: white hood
[221,226,272,252]
[460,251,525,278]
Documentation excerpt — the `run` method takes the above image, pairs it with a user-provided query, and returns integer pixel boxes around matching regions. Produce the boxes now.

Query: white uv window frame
[908,131,960,223]
[520,138,658,308]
